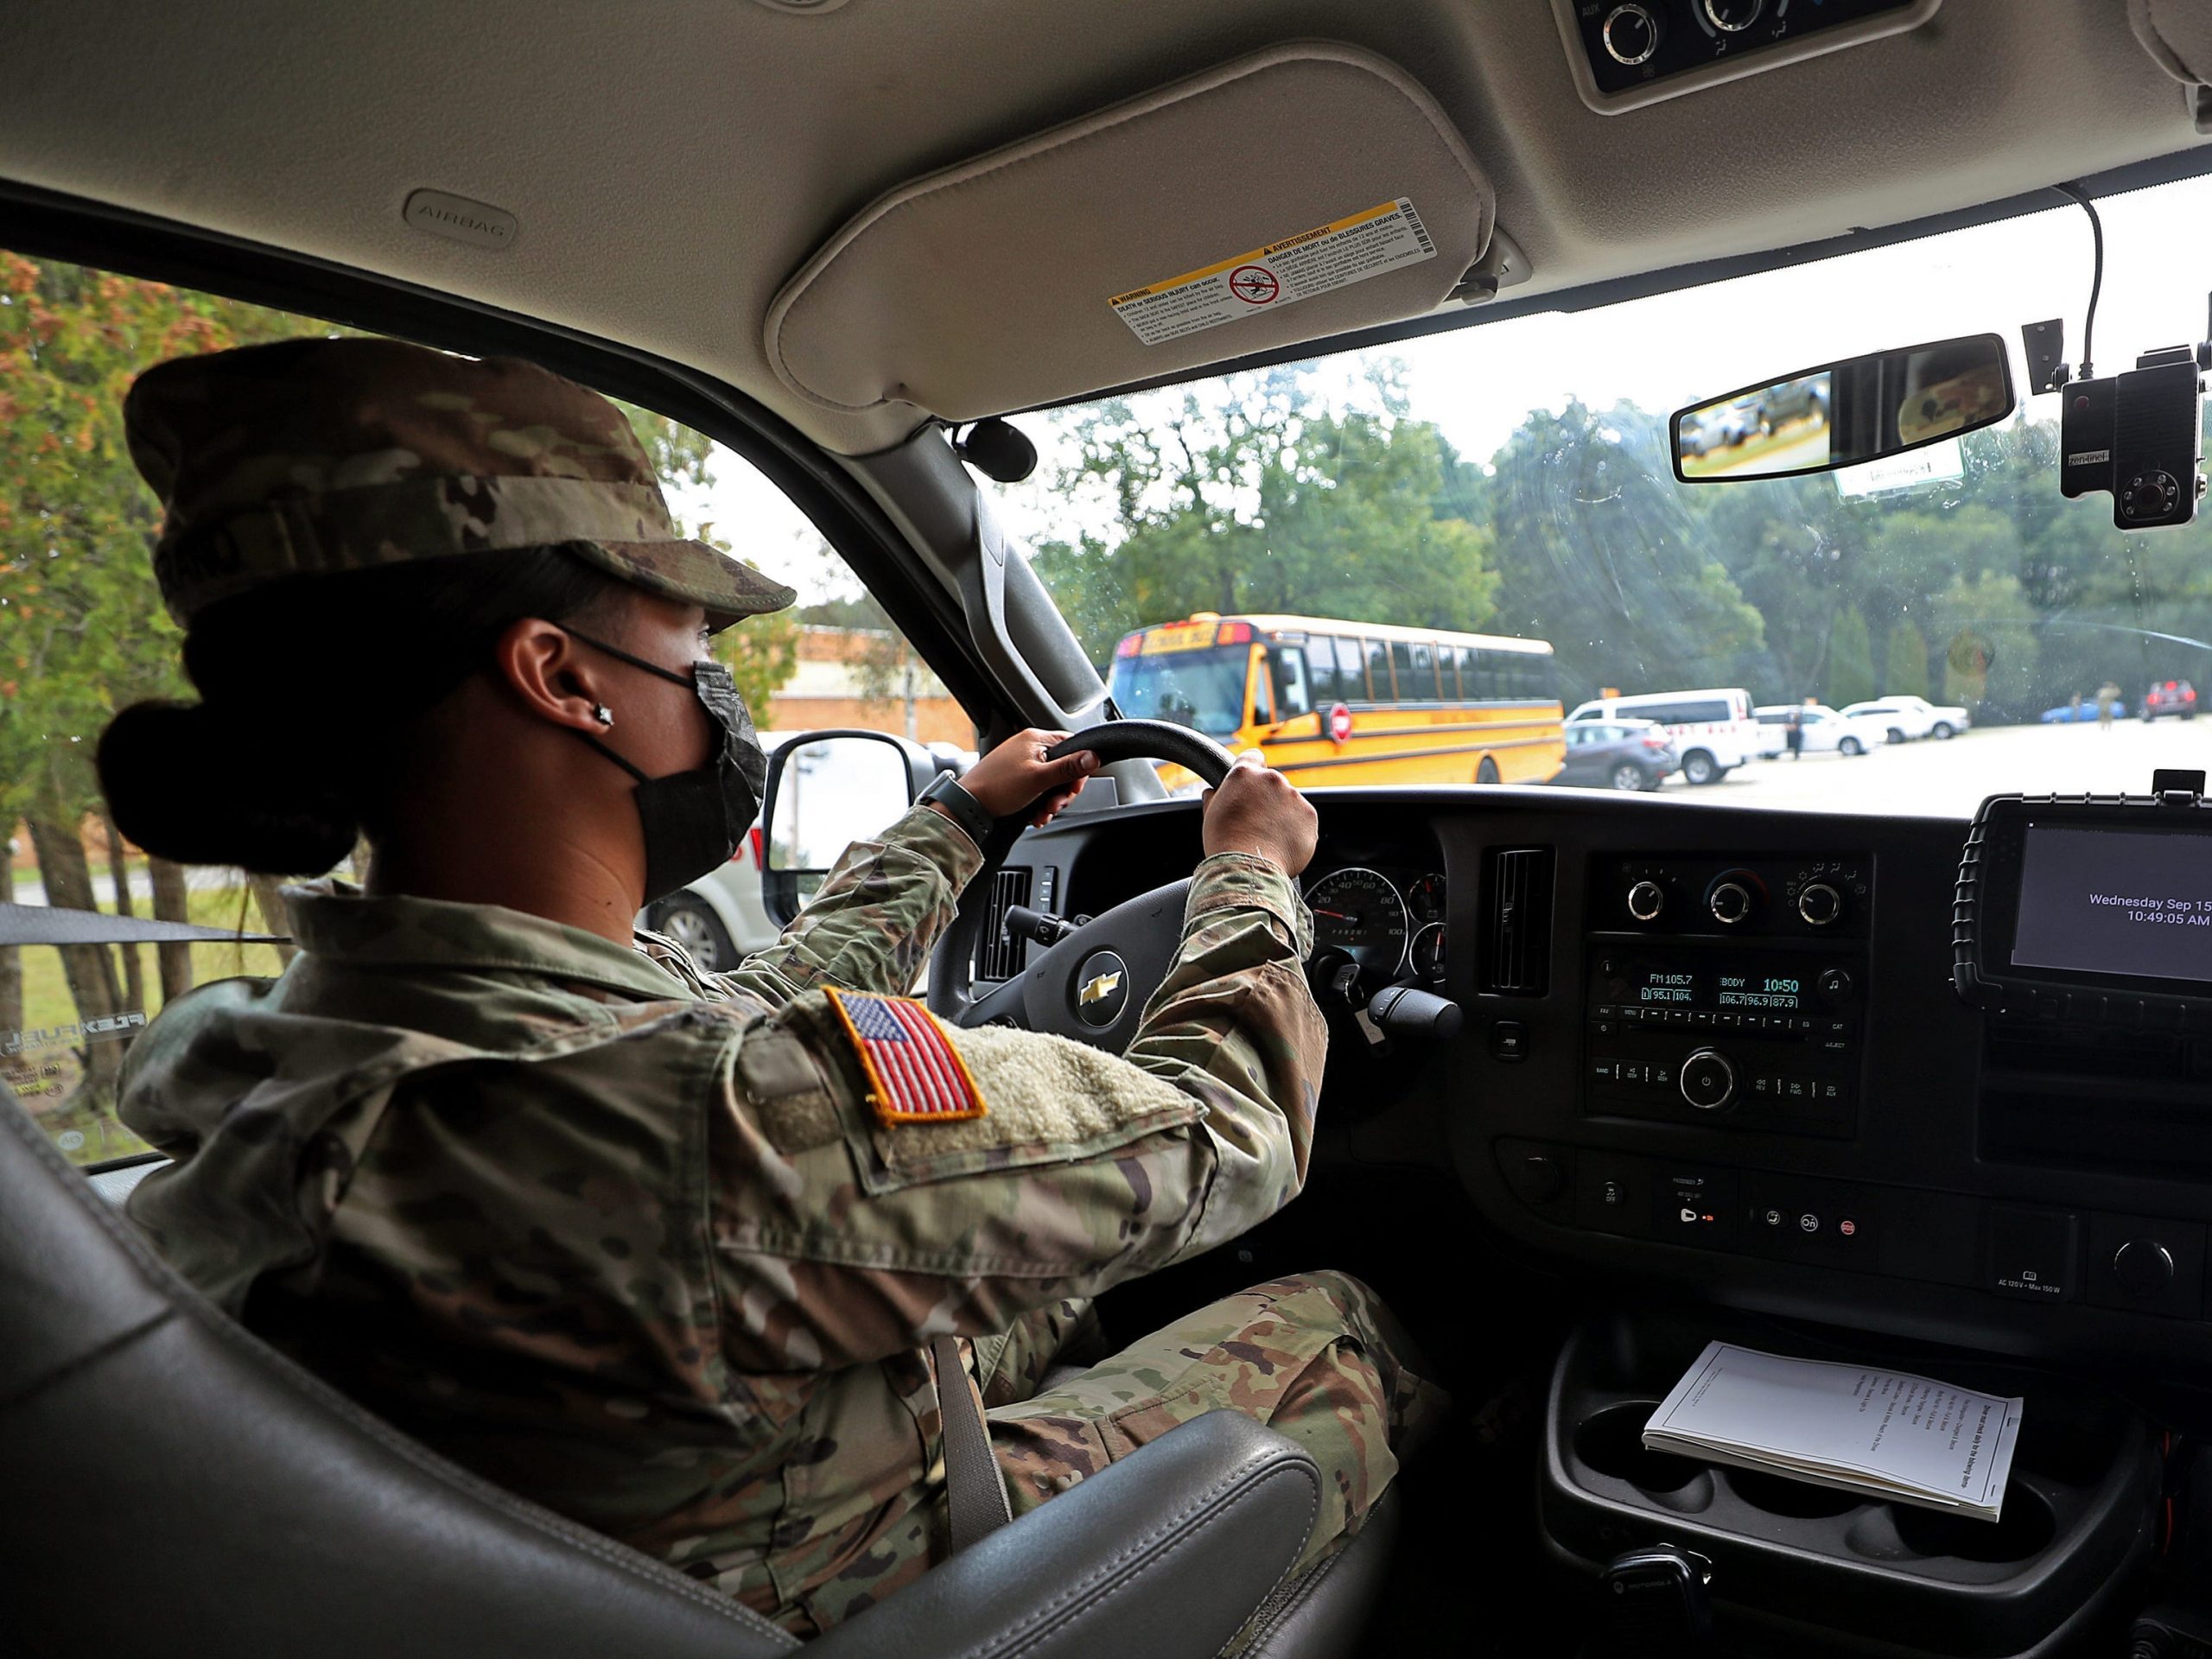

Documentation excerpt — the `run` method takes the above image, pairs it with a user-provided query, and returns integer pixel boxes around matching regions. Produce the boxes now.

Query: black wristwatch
[918,770,995,848]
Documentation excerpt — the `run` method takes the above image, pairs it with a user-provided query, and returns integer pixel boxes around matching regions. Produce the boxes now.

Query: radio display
[1624,966,1806,1011]
[2012,823,2212,985]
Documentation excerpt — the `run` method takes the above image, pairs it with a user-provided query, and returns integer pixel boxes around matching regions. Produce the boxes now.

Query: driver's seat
[0,1084,1395,1657]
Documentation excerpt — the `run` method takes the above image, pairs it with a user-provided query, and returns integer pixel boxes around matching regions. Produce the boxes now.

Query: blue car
[2041,699,2127,722]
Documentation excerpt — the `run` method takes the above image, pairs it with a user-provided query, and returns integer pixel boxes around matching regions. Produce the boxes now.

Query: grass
[9,882,292,1166]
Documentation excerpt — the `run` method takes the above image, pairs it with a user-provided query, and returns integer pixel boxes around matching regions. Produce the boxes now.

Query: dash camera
[2047,340,2208,531]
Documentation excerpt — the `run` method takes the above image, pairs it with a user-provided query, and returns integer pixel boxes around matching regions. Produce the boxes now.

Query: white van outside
[1564,688,1758,785]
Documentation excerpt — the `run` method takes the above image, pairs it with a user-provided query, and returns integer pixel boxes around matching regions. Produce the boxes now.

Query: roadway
[1648,718,2212,818]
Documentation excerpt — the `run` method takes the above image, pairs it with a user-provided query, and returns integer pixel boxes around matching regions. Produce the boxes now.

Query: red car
[2144,680,2198,721]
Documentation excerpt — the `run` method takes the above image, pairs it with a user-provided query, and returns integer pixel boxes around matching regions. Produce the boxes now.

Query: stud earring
[594,704,613,728]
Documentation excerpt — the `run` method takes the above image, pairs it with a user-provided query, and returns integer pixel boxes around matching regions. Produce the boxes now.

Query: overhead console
[1548,0,1942,113]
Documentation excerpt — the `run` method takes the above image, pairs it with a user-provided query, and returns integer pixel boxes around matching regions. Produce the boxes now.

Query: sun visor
[2131,0,2212,127]
[764,43,1496,423]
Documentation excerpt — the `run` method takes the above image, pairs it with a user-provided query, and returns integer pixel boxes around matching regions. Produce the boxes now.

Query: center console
[1586,852,1869,1141]
[1435,788,2212,1376]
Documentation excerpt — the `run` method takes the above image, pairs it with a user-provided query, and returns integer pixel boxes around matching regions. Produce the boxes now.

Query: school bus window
[1367,639,1395,702]
[1334,636,1370,702]
[1306,641,1338,706]
[1410,642,1440,702]
[1268,645,1313,721]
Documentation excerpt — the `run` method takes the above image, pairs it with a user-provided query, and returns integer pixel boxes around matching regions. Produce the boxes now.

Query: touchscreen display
[2012,824,2212,984]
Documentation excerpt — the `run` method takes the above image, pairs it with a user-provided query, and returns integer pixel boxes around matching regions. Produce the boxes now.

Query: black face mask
[564,628,768,905]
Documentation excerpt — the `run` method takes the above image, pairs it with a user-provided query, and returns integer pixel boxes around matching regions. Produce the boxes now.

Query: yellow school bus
[1106,613,1566,787]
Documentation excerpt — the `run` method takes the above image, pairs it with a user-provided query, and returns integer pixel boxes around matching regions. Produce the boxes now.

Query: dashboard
[990,783,2212,1388]
[1304,862,1449,984]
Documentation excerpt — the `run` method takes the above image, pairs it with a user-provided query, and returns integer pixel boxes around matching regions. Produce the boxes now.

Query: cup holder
[2012,1416,2113,1488]
[1724,1468,1865,1518]
[1573,1402,1715,1512]
[1892,1491,2057,1563]
[1845,1490,2058,1566]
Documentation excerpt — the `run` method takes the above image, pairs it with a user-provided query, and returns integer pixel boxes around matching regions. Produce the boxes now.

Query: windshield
[1001,171,2212,816]
[1108,645,1249,735]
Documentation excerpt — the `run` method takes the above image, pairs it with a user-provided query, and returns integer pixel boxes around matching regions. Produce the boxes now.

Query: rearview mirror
[760,730,943,925]
[1671,333,2013,483]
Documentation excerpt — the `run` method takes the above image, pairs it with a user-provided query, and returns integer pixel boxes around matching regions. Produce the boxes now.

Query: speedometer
[1304,867,1409,977]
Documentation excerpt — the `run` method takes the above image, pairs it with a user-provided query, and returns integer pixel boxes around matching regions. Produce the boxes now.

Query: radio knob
[1680,1049,1737,1112]
[1817,966,1855,1005]
[1798,882,1844,927]
[1600,3,1662,65]
[1708,881,1755,926]
[1627,880,1666,922]
[2112,1238,2176,1296]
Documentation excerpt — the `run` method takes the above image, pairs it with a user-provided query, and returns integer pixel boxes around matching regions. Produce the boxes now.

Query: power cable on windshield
[2050,181,2104,379]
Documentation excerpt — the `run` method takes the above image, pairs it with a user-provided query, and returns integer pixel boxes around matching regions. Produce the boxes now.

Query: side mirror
[1671,332,2014,483]
[760,730,944,925]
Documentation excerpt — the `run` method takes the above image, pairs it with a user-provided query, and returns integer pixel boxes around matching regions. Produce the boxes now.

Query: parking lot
[1658,718,2212,817]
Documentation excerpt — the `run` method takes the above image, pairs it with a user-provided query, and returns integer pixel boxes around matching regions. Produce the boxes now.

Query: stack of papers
[1643,1341,2024,1522]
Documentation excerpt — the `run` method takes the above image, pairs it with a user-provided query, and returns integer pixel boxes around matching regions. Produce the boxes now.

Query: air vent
[1482,848,1554,995]
[976,867,1033,982]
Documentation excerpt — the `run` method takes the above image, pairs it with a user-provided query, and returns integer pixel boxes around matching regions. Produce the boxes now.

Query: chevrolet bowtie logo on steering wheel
[1072,950,1131,1029]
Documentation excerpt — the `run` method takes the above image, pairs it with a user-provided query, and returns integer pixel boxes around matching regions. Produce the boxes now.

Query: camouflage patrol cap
[123,336,797,630]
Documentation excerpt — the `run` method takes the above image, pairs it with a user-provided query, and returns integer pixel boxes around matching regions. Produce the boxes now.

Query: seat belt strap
[930,1333,1013,1551]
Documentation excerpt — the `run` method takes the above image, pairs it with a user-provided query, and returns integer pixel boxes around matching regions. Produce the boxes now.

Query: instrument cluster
[1302,864,1447,984]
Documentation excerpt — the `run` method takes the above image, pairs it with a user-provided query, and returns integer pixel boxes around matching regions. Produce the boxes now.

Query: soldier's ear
[493,615,610,734]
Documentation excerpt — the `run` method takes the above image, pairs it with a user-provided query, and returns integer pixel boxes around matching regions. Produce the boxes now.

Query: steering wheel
[931,720,1240,1050]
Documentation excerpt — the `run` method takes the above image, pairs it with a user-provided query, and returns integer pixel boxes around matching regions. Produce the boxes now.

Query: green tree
[1823,607,1877,708]
[1032,363,1498,659]
[1885,620,1931,698]
[1933,571,2040,715]
[1488,400,1764,700]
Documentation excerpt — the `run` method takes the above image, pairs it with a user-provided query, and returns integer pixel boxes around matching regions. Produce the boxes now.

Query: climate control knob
[1601,3,1662,65]
[1627,880,1666,922]
[1708,881,1755,926]
[1680,1049,1738,1112]
[1797,882,1844,927]
[1703,0,1764,31]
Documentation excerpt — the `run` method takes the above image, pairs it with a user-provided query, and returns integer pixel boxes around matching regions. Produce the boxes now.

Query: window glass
[0,249,863,1164]
[1107,645,1250,736]
[1334,636,1370,700]
[1305,639,1338,706]
[1408,643,1438,702]
[998,175,2212,815]
[1268,645,1313,721]
[1366,639,1395,702]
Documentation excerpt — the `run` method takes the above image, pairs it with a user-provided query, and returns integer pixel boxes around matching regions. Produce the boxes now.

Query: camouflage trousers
[979,1271,1449,1599]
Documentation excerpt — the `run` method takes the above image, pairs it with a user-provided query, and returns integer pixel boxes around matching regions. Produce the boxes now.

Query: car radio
[1586,854,1871,1139]
[1955,789,2212,1026]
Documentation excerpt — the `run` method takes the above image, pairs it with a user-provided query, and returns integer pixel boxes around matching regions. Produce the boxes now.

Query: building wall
[765,694,971,748]
[765,626,970,748]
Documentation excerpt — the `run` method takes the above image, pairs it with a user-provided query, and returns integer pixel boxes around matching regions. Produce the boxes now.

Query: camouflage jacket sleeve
[709,851,1325,1371]
[717,803,982,1007]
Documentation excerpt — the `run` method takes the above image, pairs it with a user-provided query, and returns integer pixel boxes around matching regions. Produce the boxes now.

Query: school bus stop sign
[1327,702,1354,745]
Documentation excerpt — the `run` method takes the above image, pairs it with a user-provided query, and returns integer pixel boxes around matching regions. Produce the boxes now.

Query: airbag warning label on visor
[1107,198,1437,347]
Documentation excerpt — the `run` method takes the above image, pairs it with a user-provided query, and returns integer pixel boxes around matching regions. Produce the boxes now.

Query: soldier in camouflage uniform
[107,338,1445,1638]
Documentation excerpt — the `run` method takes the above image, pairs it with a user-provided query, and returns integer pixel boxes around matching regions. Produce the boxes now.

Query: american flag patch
[824,988,988,1126]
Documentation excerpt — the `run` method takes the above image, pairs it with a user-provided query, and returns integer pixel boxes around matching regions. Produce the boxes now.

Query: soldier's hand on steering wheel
[954,728,1100,827]
[1201,753,1317,877]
